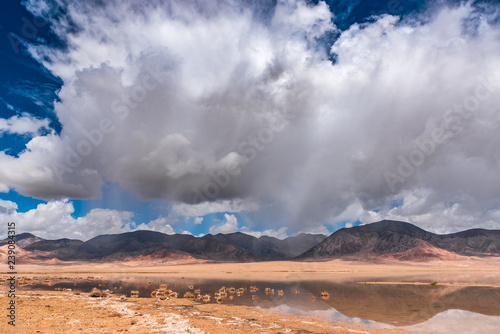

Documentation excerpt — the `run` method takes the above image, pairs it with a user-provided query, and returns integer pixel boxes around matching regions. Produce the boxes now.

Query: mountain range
[1,220,499,263]
[300,220,500,260]
[0,230,326,262]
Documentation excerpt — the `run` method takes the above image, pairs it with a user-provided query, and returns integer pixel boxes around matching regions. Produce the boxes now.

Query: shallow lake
[15,273,500,334]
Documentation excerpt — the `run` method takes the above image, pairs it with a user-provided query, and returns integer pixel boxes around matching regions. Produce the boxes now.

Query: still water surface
[20,273,500,334]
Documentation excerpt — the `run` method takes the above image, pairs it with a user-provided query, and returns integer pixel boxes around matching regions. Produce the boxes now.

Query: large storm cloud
[1,0,500,235]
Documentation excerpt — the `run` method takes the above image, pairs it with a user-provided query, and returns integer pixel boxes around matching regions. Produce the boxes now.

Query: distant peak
[17,232,39,239]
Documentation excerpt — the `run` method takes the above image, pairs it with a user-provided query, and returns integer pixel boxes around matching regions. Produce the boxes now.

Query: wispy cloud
[7,80,60,113]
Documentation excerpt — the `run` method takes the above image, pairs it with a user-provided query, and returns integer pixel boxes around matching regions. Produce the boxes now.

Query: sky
[1,0,500,241]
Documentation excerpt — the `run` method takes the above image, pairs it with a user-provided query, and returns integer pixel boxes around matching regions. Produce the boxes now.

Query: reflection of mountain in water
[298,282,500,326]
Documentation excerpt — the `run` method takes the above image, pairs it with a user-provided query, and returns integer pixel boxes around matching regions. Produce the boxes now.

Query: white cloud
[172,199,260,217]
[0,199,17,214]
[209,213,239,234]
[358,188,500,234]
[0,115,49,135]
[135,217,175,234]
[0,199,134,240]
[360,188,500,233]
[326,202,364,225]
[194,217,203,225]
[76,208,134,238]
[208,216,290,239]
[240,226,289,239]
[0,133,104,199]
[404,309,500,334]
[297,224,330,235]
[5,0,335,209]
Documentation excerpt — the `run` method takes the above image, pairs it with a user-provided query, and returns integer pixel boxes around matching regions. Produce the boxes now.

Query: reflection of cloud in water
[268,305,500,334]
[404,309,500,334]
[267,304,399,331]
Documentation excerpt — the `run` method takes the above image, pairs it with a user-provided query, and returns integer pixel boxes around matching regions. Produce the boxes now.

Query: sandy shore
[0,290,412,334]
[362,281,500,288]
[10,257,500,279]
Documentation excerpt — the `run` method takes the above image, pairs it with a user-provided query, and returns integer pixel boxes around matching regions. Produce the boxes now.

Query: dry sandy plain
[2,257,500,333]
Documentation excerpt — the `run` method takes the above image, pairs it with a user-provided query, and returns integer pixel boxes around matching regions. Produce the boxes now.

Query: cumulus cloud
[1,0,499,234]
[0,199,18,214]
[208,214,291,238]
[209,214,239,234]
[194,217,203,225]
[75,208,134,238]
[240,226,289,239]
[0,133,103,199]
[357,188,500,234]
[135,217,175,234]
[172,199,260,217]
[0,199,137,240]
[0,115,49,135]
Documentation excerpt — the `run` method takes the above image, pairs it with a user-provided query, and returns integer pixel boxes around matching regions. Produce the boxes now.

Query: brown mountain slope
[378,240,464,262]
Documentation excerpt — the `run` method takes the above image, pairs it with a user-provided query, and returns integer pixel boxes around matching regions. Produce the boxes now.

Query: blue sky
[1,0,500,240]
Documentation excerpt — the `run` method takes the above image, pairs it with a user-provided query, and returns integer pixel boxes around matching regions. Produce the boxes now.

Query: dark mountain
[16,230,326,262]
[14,220,499,262]
[432,228,500,255]
[24,238,84,260]
[207,233,287,259]
[299,220,500,259]
[206,232,326,260]
[0,232,44,248]
[77,230,174,258]
[261,233,327,258]
[25,238,83,252]
[183,235,258,260]
[68,231,326,262]
[73,230,325,261]
[25,230,260,261]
